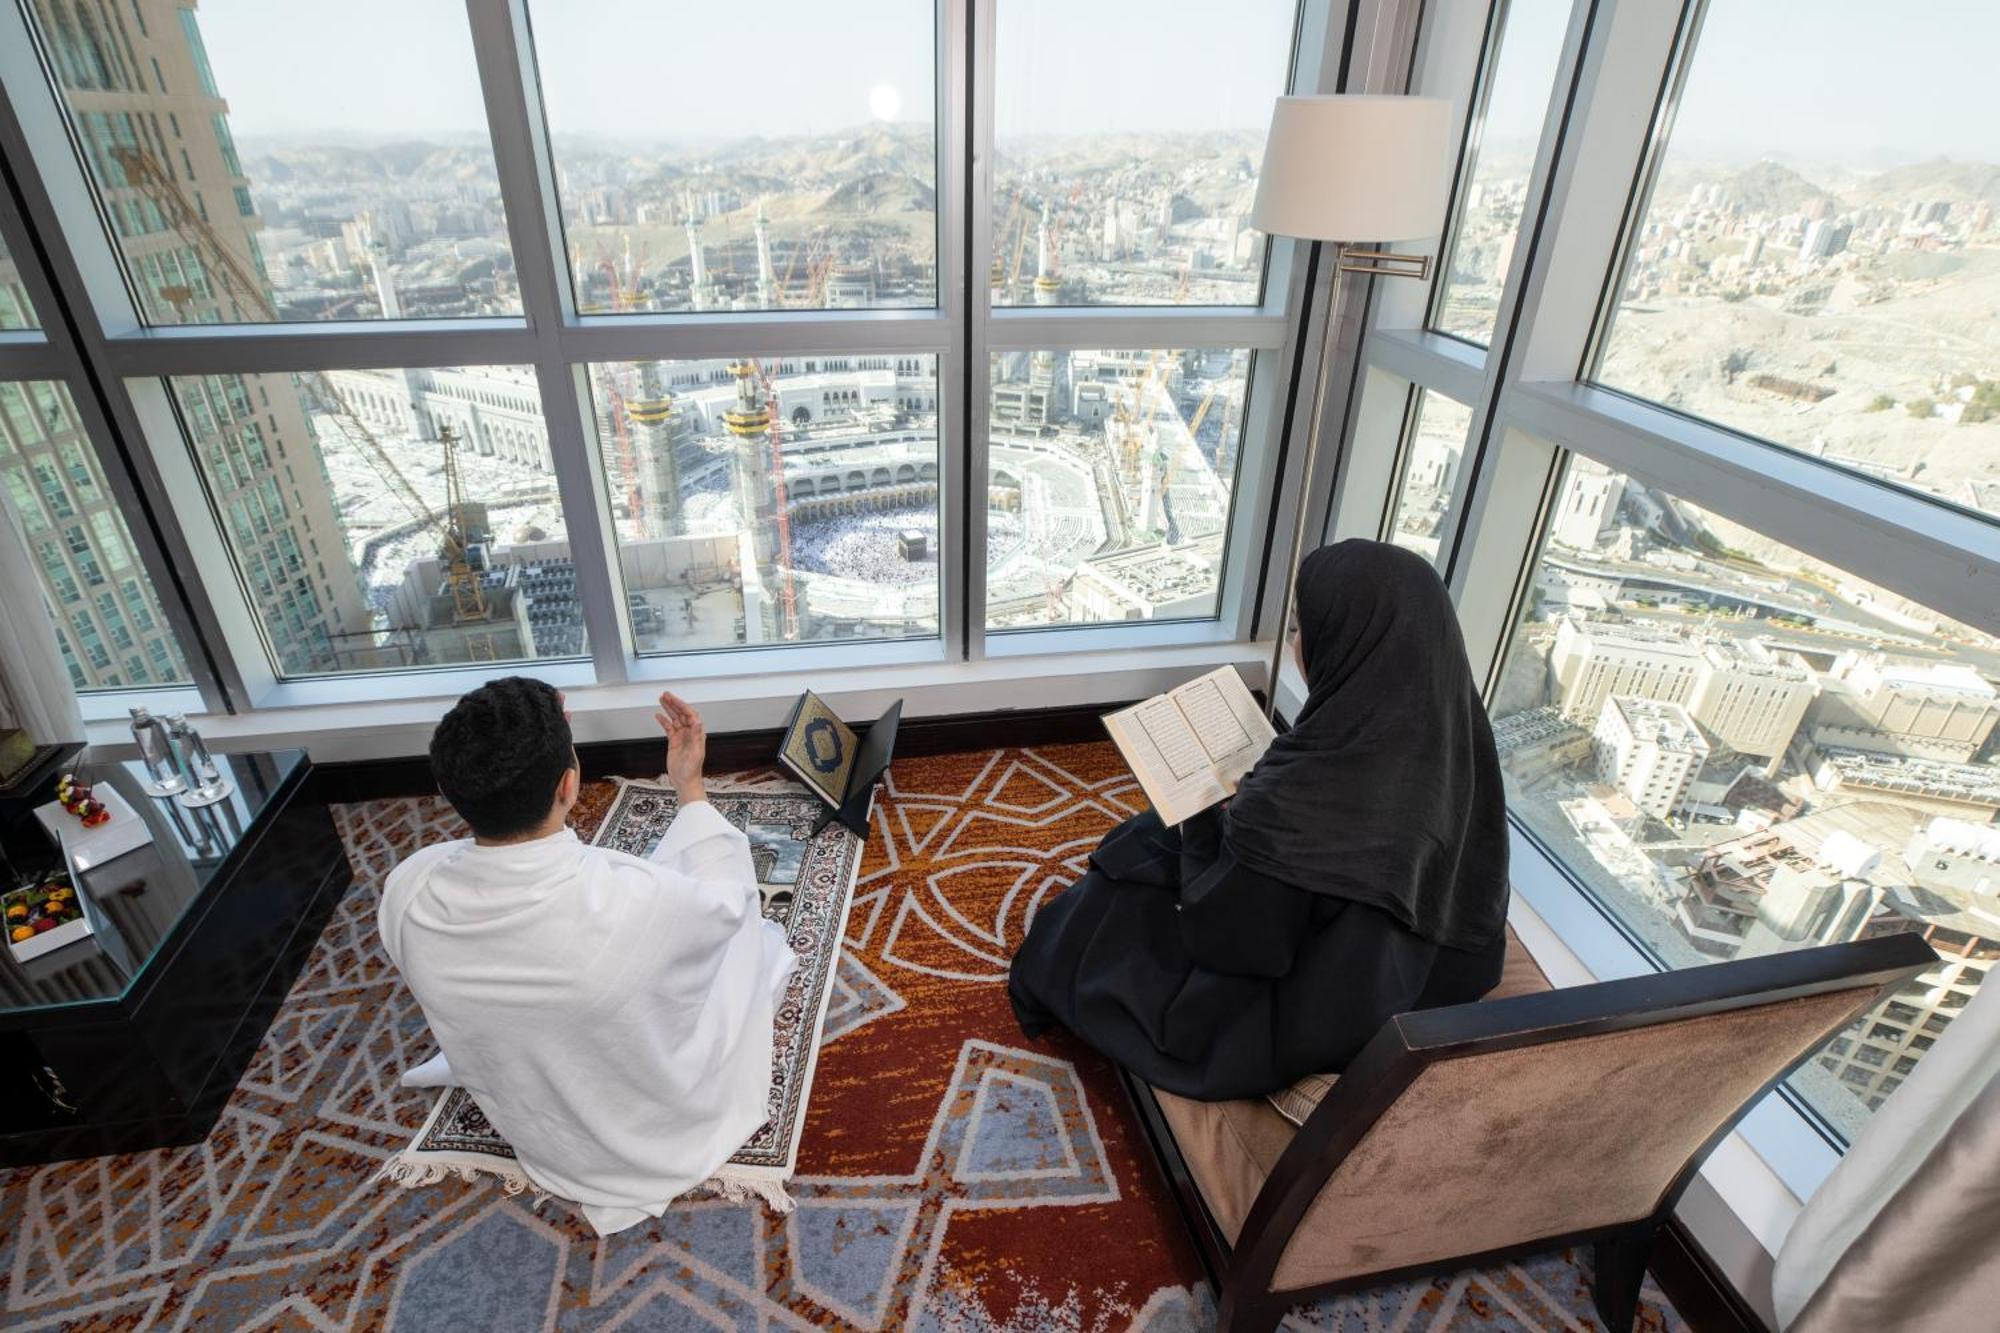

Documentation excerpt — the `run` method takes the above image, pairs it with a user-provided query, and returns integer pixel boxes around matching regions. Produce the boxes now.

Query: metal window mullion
[1442,0,1681,686]
[98,320,541,378]
[0,335,66,379]
[964,0,996,658]
[985,308,1289,352]
[561,311,954,364]
[938,0,971,663]
[0,17,237,711]
[467,0,627,686]
[1505,381,2000,637]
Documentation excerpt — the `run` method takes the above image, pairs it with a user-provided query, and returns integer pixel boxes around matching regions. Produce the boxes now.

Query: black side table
[0,749,351,1165]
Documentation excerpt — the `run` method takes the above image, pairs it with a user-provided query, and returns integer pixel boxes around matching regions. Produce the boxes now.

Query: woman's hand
[655,690,707,804]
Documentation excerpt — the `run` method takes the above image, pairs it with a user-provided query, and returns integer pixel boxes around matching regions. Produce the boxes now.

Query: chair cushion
[1153,1088,1296,1244]
[1153,926,1554,1243]
[1265,925,1553,1126]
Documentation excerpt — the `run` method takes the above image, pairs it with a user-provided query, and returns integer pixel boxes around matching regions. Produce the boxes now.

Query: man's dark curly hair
[429,676,576,840]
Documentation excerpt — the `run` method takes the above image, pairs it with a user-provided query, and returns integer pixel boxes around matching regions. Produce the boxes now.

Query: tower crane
[594,255,647,524]
[776,225,830,308]
[991,192,1029,295]
[108,145,496,649]
[1186,387,1217,439]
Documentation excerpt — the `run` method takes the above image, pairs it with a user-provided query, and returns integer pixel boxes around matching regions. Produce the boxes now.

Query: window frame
[0,0,1365,722]
[1330,0,2000,1282]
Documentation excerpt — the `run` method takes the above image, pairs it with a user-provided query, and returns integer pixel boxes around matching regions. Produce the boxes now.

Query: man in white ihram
[378,676,795,1236]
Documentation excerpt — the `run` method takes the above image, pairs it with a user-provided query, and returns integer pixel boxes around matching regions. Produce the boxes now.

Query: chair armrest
[1224,931,1938,1303]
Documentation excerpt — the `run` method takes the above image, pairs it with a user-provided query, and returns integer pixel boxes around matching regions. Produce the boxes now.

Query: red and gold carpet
[0,742,1689,1331]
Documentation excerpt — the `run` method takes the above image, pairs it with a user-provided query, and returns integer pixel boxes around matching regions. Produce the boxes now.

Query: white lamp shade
[1250,95,1455,243]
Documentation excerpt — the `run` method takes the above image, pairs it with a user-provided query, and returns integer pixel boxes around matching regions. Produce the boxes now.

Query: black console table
[0,749,350,1165]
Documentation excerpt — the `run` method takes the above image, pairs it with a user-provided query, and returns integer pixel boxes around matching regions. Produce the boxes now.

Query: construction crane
[108,144,496,651]
[594,254,647,524]
[1185,387,1218,439]
[991,192,1026,294]
[1040,182,1087,284]
[776,225,830,308]
[749,359,801,640]
[434,423,491,625]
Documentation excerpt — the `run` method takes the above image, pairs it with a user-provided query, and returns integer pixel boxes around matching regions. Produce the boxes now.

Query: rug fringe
[375,1152,534,1196]
[375,1152,793,1216]
[699,1168,795,1214]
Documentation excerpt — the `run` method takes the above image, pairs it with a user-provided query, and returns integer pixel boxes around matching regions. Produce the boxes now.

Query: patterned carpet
[0,742,1690,1331]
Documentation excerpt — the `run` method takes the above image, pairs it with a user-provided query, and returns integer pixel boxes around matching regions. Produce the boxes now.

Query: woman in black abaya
[1008,539,1511,1100]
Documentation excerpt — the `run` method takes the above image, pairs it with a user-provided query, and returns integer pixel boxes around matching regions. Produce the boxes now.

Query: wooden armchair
[1121,929,1937,1332]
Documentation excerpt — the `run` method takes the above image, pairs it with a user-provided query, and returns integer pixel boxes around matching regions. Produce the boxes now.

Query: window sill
[77,683,208,729]
[81,637,1271,764]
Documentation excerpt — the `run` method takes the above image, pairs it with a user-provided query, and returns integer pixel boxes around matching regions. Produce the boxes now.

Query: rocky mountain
[1849,158,2000,209]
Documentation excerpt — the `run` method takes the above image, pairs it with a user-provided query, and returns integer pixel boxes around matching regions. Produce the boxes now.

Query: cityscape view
[1593,1,1999,524]
[11,0,1993,1129]
[992,0,1296,308]
[0,0,1286,683]
[1385,388,1471,566]
[1432,0,1569,344]
[1490,463,1998,1135]
[1411,0,2000,1130]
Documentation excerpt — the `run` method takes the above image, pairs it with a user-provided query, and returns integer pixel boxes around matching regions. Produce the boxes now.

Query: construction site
[101,133,1244,669]
[986,199,1247,627]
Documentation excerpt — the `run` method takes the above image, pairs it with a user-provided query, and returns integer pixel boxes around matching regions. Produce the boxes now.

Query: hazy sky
[1481,0,2000,164]
[193,0,1296,144]
[993,0,1297,139]
[195,0,1995,162]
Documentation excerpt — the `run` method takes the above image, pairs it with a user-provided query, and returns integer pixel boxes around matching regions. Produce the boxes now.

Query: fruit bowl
[4,875,93,963]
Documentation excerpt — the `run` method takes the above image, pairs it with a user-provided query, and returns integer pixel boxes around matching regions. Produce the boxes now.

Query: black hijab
[1224,540,1509,951]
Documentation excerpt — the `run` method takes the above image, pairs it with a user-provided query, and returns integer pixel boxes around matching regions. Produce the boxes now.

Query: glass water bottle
[130,706,185,796]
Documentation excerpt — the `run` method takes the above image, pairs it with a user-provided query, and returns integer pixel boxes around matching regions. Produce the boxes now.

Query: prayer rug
[383,780,862,1209]
[0,744,1691,1330]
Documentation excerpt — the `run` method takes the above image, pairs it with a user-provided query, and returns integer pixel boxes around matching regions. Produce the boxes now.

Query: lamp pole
[1240,93,1453,720]
[1265,246,1432,722]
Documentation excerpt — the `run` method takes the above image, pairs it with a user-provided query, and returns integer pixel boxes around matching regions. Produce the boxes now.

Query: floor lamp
[1252,95,1454,720]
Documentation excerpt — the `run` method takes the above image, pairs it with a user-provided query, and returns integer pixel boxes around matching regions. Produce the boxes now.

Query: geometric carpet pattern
[0,742,1689,1331]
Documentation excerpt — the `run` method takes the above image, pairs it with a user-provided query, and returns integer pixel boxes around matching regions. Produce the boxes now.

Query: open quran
[776,690,901,837]
[1103,666,1276,826]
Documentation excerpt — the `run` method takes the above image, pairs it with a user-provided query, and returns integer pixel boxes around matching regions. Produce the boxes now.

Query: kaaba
[896,529,928,561]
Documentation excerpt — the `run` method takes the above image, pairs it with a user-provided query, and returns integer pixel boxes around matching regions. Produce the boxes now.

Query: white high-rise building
[1811,652,2000,763]
[1687,638,1818,766]
[1593,696,1710,820]
[1550,457,1626,549]
[1550,615,1704,724]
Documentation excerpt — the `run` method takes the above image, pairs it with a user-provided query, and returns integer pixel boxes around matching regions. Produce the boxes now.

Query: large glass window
[0,0,1313,713]
[1433,0,1572,344]
[31,0,519,324]
[168,365,578,677]
[531,0,937,315]
[0,380,189,688]
[991,0,1299,307]
[1596,0,2000,521]
[1386,390,1470,565]
[1491,453,2000,1135]
[987,347,1249,629]
[584,355,941,649]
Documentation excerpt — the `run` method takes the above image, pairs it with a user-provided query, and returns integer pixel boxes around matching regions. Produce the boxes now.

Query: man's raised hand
[655,690,707,803]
